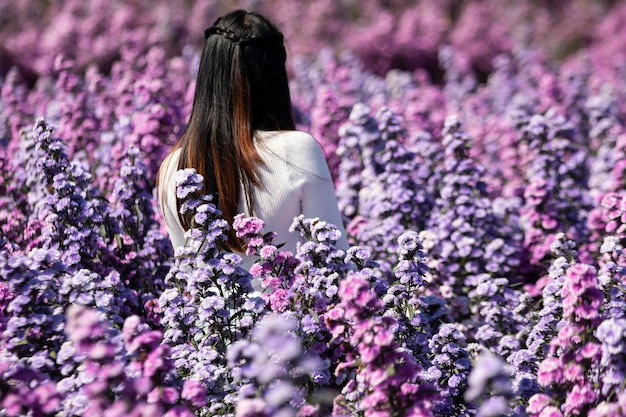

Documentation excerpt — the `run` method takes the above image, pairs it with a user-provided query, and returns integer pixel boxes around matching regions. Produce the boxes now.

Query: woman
[158,10,348,270]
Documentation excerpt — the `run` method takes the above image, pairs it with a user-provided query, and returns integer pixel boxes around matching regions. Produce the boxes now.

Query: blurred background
[1,0,624,84]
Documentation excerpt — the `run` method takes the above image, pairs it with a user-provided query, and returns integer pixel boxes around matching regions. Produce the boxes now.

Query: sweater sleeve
[288,132,350,250]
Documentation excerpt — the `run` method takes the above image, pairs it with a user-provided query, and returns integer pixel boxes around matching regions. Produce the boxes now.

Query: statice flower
[516,110,592,276]
[585,92,621,198]
[589,192,626,267]
[95,46,187,192]
[509,235,580,408]
[324,271,438,416]
[426,116,523,343]
[422,323,475,416]
[235,215,298,307]
[594,318,626,397]
[335,102,378,223]
[395,70,447,137]
[159,168,266,415]
[49,56,100,160]
[309,85,351,180]
[0,248,68,375]
[33,118,112,270]
[596,244,626,320]
[109,144,173,324]
[110,144,172,261]
[62,304,124,416]
[228,313,321,416]
[289,214,351,311]
[236,212,422,414]
[382,231,451,366]
[465,351,513,417]
[233,213,277,257]
[529,262,605,416]
[337,105,435,277]
[0,358,62,416]
[63,305,196,416]
[59,269,125,322]
[2,125,48,251]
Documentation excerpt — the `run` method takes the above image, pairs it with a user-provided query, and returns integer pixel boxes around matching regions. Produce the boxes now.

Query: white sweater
[157,130,349,270]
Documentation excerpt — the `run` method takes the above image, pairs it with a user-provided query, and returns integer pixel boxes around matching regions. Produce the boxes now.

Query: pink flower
[565,383,598,414]
[297,404,320,417]
[606,208,622,220]
[233,214,264,236]
[249,263,264,278]
[261,275,281,290]
[367,368,390,386]
[539,405,563,417]
[565,264,597,293]
[325,306,345,321]
[235,398,266,416]
[373,329,394,346]
[537,357,563,386]
[563,363,583,382]
[527,393,553,414]
[606,220,618,234]
[577,342,602,360]
[339,276,368,301]
[161,386,180,404]
[147,386,179,404]
[361,390,387,408]
[601,193,619,210]
[2,393,22,417]
[401,383,419,395]
[181,379,207,407]
[355,289,376,308]
[562,294,576,314]
[352,320,373,341]
[360,344,381,363]
[269,289,290,312]
[541,215,558,230]
[259,245,278,259]
[573,301,600,320]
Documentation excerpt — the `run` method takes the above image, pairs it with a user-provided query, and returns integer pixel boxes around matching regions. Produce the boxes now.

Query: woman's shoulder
[257,130,330,180]
[257,130,323,155]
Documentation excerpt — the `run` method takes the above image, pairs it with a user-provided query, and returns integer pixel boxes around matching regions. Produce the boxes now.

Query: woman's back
[158,129,349,269]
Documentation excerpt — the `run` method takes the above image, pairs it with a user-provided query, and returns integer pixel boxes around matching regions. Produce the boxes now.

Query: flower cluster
[339,106,436,275]
[528,263,605,416]
[422,324,474,416]
[227,313,320,416]
[465,351,514,417]
[425,116,523,347]
[516,111,592,274]
[4,2,626,414]
[325,272,438,416]
[158,168,266,415]
[62,304,199,416]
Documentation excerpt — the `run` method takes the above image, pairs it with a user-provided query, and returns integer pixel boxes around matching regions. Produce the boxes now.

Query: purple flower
[175,169,204,200]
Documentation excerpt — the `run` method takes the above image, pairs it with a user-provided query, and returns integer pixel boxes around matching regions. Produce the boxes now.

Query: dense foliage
[1,0,626,416]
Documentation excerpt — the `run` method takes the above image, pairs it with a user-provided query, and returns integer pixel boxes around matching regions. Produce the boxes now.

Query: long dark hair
[161,10,295,251]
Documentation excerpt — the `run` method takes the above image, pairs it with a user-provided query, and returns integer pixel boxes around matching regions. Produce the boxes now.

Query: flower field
[1,0,626,416]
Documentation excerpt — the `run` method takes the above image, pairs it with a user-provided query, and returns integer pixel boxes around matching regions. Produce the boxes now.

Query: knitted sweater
[157,130,349,270]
